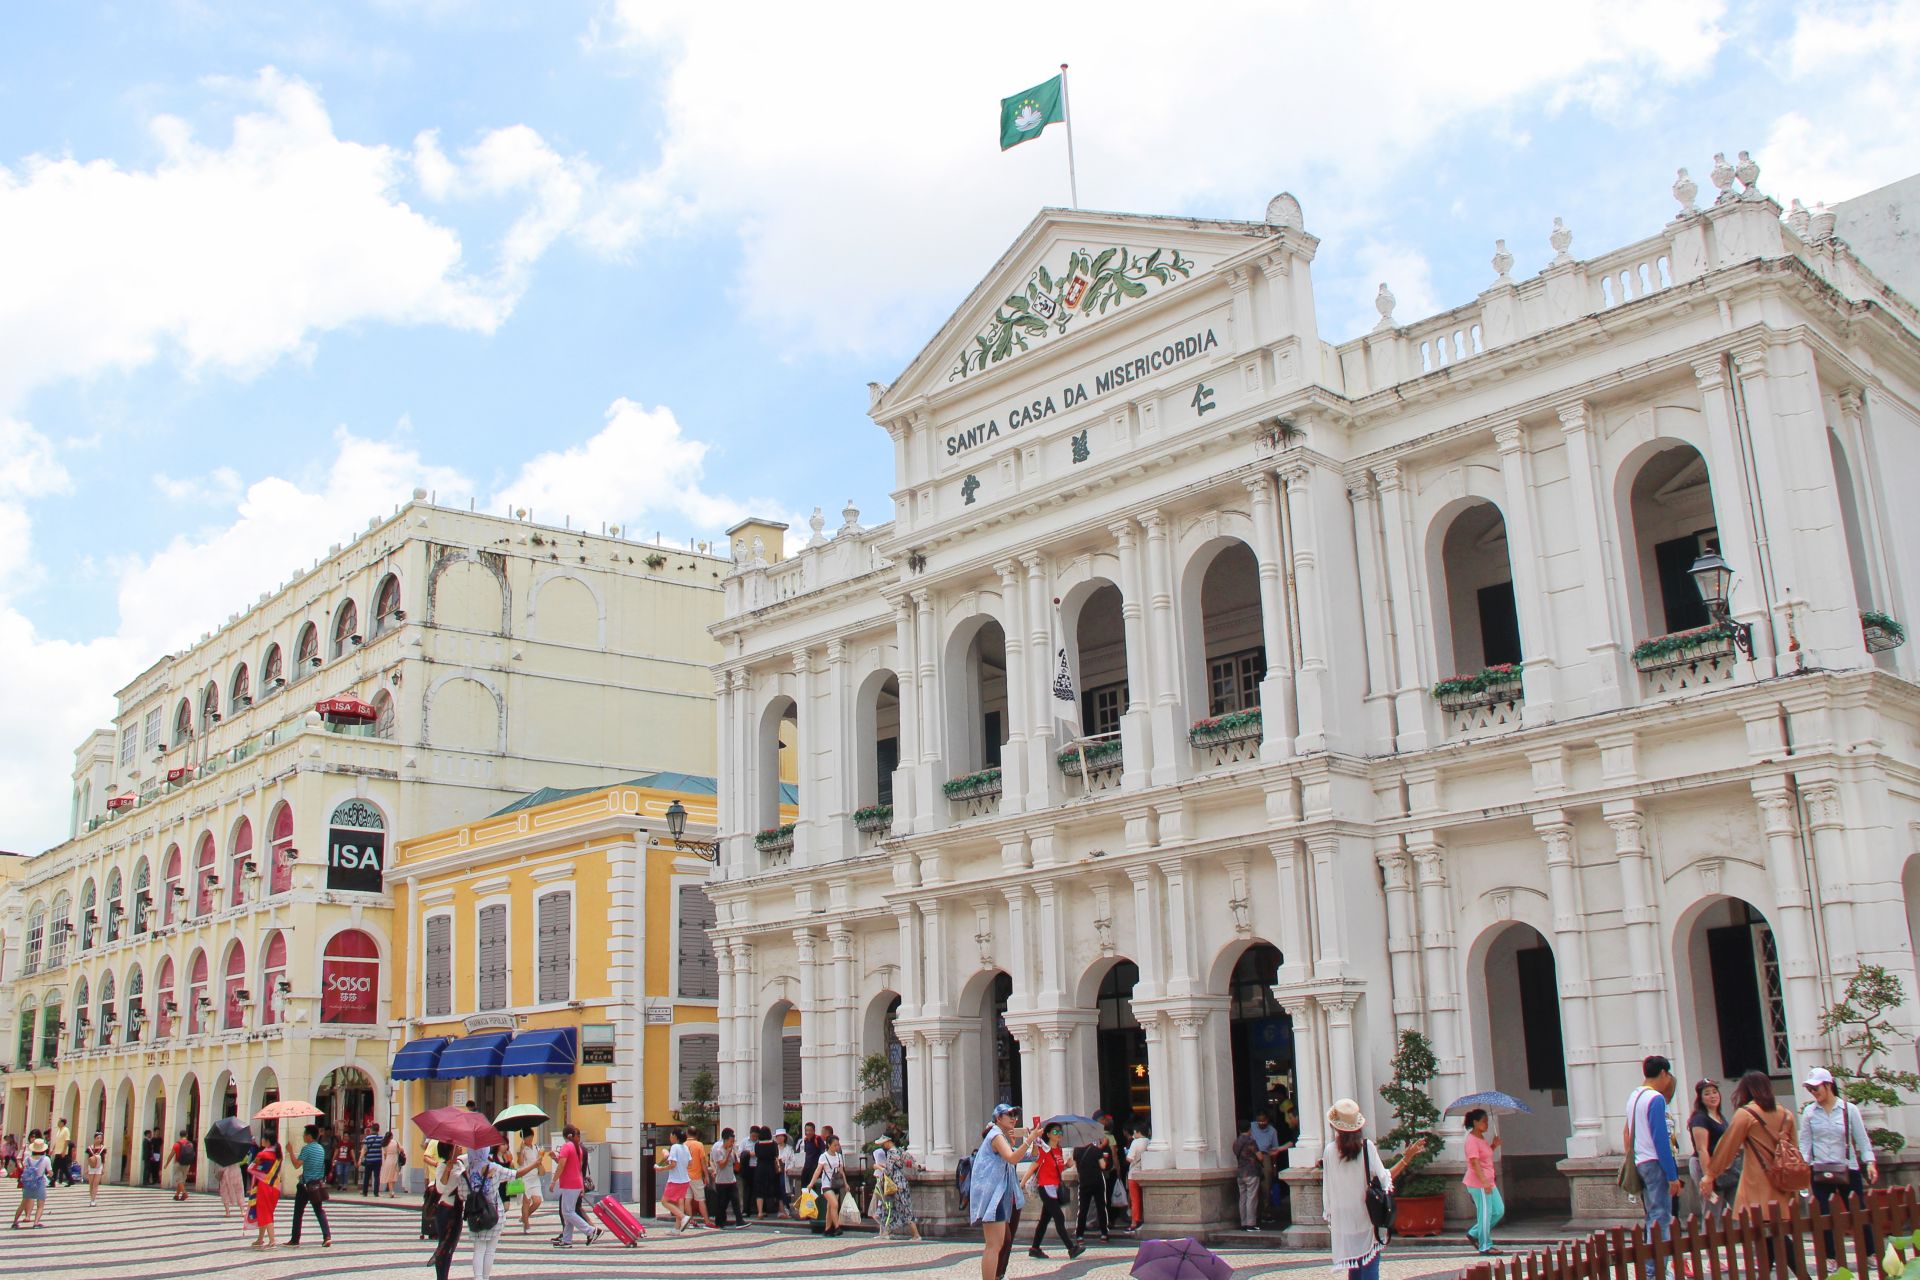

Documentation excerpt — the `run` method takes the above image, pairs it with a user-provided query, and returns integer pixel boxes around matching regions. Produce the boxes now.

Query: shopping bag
[797,1188,819,1220]
[840,1194,862,1227]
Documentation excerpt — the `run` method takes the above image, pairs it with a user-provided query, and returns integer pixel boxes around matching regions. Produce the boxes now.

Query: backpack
[19,1160,46,1194]
[462,1164,499,1231]
[1363,1141,1395,1241]
[954,1155,973,1207]
[1743,1103,1812,1195]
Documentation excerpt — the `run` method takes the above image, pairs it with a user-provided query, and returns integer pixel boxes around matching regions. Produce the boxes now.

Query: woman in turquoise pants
[1462,1109,1504,1255]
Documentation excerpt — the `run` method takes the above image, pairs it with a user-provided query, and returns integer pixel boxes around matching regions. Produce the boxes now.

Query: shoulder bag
[1809,1101,1857,1189]
[1363,1140,1395,1240]
[1743,1103,1812,1195]
[1618,1087,1647,1195]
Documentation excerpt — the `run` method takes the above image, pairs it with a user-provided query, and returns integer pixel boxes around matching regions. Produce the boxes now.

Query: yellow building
[389,772,780,1197]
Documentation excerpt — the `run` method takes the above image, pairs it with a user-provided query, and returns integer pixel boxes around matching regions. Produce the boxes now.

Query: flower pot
[1865,623,1906,654]
[1392,1193,1446,1237]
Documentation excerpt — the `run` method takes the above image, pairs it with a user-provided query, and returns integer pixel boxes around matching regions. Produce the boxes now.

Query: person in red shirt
[1019,1122,1084,1261]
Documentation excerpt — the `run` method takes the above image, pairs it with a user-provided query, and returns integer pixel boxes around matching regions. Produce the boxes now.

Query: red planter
[1393,1194,1446,1237]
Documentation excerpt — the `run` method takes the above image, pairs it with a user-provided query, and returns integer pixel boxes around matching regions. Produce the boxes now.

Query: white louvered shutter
[781,1034,802,1107]
[679,1033,718,1100]
[537,892,571,1005]
[424,916,452,1017]
[477,905,508,1011]
[676,885,718,999]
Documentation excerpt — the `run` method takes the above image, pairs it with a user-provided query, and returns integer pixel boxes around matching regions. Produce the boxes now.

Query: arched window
[131,859,151,934]
[268,802,294,895]
[187,950,209,1035]
[154,957,175,1040]
[15,1001,35,1069]
[78,878,97,951]
[47,890,70,968]
[228,818,254,908]
[294,622,320,675]
[222,942,247,1031]
[161,844,182,926]
[331,600,358,658]
[71,976,89,1051]
[173,697,193,744]
[230,663,251,710]
[194,832,217,917]
[39,994,61,1065]
[320,930,380,1024]
[97,971,115,1047]
[373,574,403,634]
[260,932,288,1027]
[200,680,220,735]
[125,965,144,1044]
[24,901,44,974]
[261,643,284,691]
[371,689,395,739]
[104,868,124,943]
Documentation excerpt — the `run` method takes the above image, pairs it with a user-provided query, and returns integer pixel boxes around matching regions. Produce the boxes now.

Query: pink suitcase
[591,1193,646,1246]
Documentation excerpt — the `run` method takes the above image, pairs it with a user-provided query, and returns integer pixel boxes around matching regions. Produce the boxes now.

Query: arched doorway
[1472,923,1573,1216]
[1094,961,1148,1136]
[982,973,1021,1113]
[112,1078,136,1183]
[1678,897,1793,1088]
[252,1069,281,1145]
[86,1080,107,1153]
[860,992,907,1140]
[944,617,1010,776]
[759,1001,800,1132]
[179,1074,202,1185]
[854,672,901,819]
[143,1076,168,1186]
[315,1067,374,1135]
[1225,944,1296,1140]
[1622,442,1718,641]
[1187,542,1267,719]
[755,697,799,865]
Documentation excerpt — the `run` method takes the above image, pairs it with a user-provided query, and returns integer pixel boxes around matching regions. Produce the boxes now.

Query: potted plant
[1863,610,1907,654]
[852,804,894,835]
[942,768,1003,801]
[1058,738,1124,777]
[1629,621,1744,671]
[1430,664,1522,709]
[754,822,796,855]
[1818,964,1920,1153]
[1378,1028,1446,1236]
[1188,707,1262,746]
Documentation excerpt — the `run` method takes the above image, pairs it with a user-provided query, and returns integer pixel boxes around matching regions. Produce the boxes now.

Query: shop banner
[321,953,380,1023]
[327,826,385,893]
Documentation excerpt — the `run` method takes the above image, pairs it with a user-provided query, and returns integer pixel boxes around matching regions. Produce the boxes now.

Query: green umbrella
[493,1103,550,1133]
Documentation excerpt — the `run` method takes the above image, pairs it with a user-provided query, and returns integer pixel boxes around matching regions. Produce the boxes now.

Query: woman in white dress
[1321,1099,1427,1280]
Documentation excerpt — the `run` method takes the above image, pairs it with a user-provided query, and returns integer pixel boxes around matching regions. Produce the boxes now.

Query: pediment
[874,207,1285,415]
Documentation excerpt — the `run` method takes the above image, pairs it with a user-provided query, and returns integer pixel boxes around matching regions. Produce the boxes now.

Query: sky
[2,0,1916,854]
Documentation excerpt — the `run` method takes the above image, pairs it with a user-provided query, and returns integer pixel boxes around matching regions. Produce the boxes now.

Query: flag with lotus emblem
[1051,642,1080,730]
[1000,75,1066,150]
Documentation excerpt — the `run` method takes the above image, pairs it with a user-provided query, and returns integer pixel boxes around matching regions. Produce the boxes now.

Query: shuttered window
[424,915,452,1017]
[676,885,719,1000]
[679,1033,718,1101]
[476,904,508,1011]
[536,892,571,1005]
[781,1033,802,1108]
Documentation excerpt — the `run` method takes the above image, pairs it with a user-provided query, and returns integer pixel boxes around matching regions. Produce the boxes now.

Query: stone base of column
[1278,1165,1325,1248]
[1131,1167,1238,1239]
[1559,1155,1647,1229]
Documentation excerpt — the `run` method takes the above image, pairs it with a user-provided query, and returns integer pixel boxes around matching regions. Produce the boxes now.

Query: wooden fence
[1464,1188,1920,1280]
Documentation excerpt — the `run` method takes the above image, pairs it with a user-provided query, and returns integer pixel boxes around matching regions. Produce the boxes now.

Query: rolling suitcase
[592,1193,646,1246]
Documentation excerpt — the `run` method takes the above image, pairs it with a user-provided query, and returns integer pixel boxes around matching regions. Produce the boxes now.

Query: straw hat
[1326,1099,1367,1132]
[28,1138,47,1154]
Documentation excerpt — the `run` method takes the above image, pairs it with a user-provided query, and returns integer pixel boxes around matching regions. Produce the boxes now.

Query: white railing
[1588,239,1673,310]
[1407,308,1486,374]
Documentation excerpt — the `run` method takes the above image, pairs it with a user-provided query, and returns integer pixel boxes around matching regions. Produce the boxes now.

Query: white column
[1492,422,1557,721]
[1535,815,1603,1157]
[1277,995,1323,1155]
[1308,834,1349,978]
[1558,401,1631,708]
[794,928,820,1119]
[1753,782,1824,1064]
[1140,1013,1174,1163]
[1605,804,1669,1049]
[1159,857,1198,997]
[727,670,752,866]
[1801,781,1858,984]
[1281,462,1332,751]
[824,640,852,847]
[1110,519,1156,788]
[889,600,919,831]
[904,1031,931,1164]
[1691,357,1774,672]
[829,925,856,1131]
[1139,511,1190,784]
[912,590,942,831]
[994,559,1031,815]
[1243,473,1298,760]
[1172,1012,1209,1163]
[1001,886,1030,1010]
[1373,462,1431,750]
[1347,472,1398,751]
[928,1033,955,1158]
[1016,1029,1042,1119]
[1408,835,1463,1094]
[1375,843,1420,1035]
[1021,553,1062,811]
[1319,995,1360,1108]
[1043,1027,1071,1120]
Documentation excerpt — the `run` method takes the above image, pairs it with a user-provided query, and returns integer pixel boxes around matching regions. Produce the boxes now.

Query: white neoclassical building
[706,163,1920,1234]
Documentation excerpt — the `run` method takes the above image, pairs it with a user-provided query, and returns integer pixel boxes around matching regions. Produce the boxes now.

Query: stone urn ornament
[1711,152,1736,204]
[1735,150,1761,199]
[1491,239,1514,282]
[1788,199,1811,238]
[1374,282,1397,331]
[1810,203,1836,242]
[1549,217,1573,265]
[1672,168,1698,214]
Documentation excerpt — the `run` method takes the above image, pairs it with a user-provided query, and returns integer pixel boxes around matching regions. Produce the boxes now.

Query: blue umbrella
[1444,1090,1533,1117]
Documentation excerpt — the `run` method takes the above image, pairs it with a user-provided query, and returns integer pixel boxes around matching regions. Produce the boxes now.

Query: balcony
[1631,624,1743,698]
[1189,710,1262,769]
[1058,737,1124,791]
[943,768,1003,820]
[1431,667,1524,736]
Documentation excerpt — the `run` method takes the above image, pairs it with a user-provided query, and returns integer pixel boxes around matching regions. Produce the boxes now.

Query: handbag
[1618,1088,1647,1195]
[1363,1141,1395,1239]
[797,1188,819,1219]
[306,1179,329,1203]
[1809,1102,1857,1188]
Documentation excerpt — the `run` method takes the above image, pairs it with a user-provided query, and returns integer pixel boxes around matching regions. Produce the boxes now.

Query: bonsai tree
[679,1068,719,1134]
[1818,963,1920,1152]
[1378,1028,1445,1195]
[853,1051,907,1141]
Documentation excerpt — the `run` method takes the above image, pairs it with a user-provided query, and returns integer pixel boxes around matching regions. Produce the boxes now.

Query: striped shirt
[299,1142,327,1182]
[360,1132,386,1165]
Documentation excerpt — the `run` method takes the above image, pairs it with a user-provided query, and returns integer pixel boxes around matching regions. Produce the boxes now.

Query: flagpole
[1059,62,1080,209]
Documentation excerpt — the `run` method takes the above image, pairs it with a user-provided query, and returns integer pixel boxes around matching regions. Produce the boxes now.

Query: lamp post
[1688,551,1755,658]
[660,799,719,863]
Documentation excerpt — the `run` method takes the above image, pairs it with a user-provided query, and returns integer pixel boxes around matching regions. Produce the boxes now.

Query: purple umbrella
[1131,1236,1235,1280]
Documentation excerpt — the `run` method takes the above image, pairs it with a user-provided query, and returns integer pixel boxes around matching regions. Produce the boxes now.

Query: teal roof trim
[483,771,793,818]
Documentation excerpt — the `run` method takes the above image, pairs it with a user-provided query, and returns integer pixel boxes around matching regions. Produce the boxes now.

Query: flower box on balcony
[1058,739,1124,778]
[1864,610,1907,654]
[1431,664,1523,710]
[942,768,1003,802]
[852,805,894,835]
[1188,709,1262,747]
[754,823,796,856]
[1629,623,1743,672]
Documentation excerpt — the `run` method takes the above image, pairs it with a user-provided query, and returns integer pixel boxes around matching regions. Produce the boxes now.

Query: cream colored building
[0,499,728,1183]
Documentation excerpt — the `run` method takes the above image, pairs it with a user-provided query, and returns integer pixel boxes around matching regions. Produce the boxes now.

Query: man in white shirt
[661,1127,693,1232]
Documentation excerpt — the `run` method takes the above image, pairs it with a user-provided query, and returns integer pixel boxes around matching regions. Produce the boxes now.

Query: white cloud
[1763,3,1920,206]
[596,0,1728,357]
[153,466,245,506]
[1343,243,1442,334]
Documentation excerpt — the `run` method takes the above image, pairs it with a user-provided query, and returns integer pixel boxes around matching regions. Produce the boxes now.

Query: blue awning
[499,1028,578,1077]
[391,1036,451,1081]
[434,1032,514,1079]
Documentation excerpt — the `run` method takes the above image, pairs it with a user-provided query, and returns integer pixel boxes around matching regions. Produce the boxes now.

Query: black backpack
[463,1165,499,1232]
[955,1155,973,1207]
[1362,1141,1394,1241]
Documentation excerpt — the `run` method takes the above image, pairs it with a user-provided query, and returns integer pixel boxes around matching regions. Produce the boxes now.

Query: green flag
[1000,75,1066,151]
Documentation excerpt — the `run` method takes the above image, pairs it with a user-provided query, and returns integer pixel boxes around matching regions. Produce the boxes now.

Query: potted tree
[1378,1028,1446,1236]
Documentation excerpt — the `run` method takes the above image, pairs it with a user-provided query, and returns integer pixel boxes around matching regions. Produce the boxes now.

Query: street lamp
[661,799,719,863]
[1688,551,1755,658]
